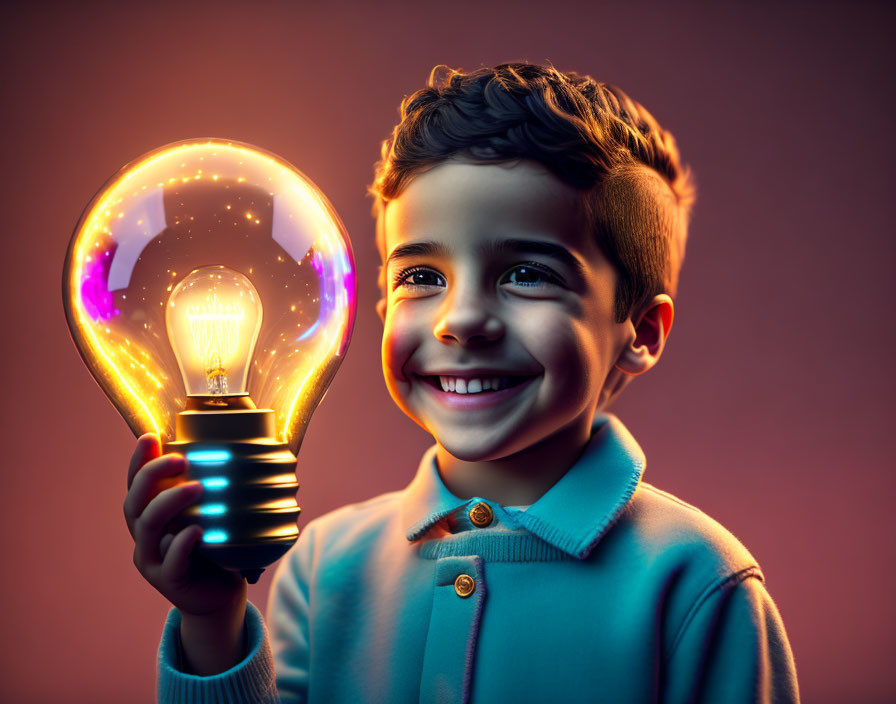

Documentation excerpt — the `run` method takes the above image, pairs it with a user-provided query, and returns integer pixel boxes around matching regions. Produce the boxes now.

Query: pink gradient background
[2,2,893,702]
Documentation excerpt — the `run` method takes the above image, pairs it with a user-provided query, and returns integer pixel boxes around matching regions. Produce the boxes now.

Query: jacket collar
[401,413,645,560]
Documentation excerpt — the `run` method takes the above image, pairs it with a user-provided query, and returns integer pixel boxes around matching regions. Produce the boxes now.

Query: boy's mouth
[419,374,534,395]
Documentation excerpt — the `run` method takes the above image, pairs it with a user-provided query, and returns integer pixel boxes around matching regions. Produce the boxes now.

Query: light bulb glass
[166,266,263,396]
[63,138,356,453]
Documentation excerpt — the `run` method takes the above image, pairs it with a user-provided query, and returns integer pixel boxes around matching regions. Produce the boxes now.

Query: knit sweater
[157,413,800,702]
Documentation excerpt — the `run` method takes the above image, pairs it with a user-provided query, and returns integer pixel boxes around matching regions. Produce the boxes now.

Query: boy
[124,63,800,702]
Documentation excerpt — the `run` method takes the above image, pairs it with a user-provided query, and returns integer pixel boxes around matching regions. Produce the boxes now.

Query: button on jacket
[157,413,800,703]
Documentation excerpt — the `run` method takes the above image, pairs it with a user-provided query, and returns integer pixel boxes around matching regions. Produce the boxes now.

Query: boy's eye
[394,266,446,290]
[500,263,562,288]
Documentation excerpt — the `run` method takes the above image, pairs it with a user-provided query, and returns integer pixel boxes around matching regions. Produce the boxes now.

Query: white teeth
[434,376,516,394]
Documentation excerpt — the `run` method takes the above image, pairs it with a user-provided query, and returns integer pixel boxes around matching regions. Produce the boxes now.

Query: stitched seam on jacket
[667,566,764,659]
[639,483,703,514]
[418,532,570,561]
[580,458,644,557]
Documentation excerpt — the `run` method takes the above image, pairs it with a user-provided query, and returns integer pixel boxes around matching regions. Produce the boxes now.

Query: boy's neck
[434,417,593,507]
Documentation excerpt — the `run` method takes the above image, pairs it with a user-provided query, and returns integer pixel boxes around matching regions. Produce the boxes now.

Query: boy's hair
[369,62,696,323]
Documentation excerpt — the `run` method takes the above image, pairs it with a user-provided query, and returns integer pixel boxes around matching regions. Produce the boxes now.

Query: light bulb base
[165,396,301,584]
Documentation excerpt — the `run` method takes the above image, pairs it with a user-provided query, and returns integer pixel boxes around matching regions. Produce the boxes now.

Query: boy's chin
[437,443,498,463]
[434,430,528,463]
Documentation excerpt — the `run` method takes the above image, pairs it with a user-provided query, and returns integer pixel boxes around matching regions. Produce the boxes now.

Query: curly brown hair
[369,62,696,322]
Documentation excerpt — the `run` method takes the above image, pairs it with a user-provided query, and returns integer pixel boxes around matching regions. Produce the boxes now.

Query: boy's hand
[123,433,246,622]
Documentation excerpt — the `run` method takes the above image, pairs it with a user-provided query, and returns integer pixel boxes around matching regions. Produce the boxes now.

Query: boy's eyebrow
[386,240,450,266]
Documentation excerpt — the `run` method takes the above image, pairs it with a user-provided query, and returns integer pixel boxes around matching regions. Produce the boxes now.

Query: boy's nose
[432,291,504,346]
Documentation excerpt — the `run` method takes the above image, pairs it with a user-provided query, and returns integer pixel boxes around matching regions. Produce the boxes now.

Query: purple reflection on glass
[296,249,331,343]
[81,246,121,321]
[311,249,324,276]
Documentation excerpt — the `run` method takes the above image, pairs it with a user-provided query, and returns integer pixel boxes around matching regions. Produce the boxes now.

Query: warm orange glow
[64,139,356,450]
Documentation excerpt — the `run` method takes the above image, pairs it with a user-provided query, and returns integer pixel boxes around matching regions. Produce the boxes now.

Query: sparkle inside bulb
[62,138,357,451]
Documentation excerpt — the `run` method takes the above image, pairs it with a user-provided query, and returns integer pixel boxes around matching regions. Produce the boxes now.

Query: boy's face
[378,160,632,462]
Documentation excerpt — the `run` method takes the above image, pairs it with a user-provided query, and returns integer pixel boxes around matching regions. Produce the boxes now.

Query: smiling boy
[379,158,651,508]
[129,63,799,702]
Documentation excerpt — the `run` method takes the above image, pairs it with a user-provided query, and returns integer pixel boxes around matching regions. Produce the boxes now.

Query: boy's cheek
[379,314,432,432]
[381,310,419,385]
[527,319,604,401]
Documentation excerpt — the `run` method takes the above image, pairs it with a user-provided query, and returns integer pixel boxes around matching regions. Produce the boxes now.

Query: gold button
[454,574,475,598]
[469,502,493,527]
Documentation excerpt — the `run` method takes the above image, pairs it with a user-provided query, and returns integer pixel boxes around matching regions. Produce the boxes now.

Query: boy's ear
[376,296,386,324]
[614,294,674,376]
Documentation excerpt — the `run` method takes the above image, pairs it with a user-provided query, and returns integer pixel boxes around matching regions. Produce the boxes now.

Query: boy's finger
[127,433,162,490]
[159,532,175,560]
[124,454,187,529]
[161,524,204,581]
[133,482,203,567]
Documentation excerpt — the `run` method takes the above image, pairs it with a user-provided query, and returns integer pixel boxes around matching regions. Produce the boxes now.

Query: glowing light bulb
[167,266,262,396]
[62,138,356,582]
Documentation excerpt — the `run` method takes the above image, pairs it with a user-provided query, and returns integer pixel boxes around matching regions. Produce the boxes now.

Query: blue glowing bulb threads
[164,393,300,584]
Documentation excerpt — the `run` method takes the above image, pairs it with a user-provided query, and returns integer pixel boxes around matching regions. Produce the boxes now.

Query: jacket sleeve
[157,601,280,703]
[663,569,800,704]
[266,521,317,703]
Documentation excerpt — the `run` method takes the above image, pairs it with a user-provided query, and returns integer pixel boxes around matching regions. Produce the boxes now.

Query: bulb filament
[186,296,245,395]
[205,352,228,395]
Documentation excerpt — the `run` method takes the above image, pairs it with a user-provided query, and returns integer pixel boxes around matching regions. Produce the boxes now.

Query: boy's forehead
[380,160,587,259]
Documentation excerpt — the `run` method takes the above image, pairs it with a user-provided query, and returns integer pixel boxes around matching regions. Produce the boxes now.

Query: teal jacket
[158,413,799,702]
